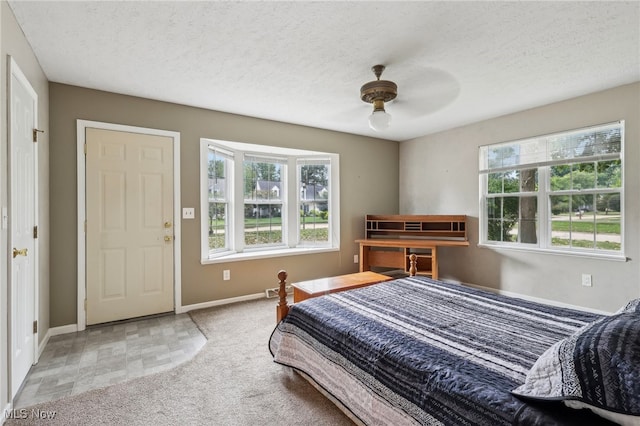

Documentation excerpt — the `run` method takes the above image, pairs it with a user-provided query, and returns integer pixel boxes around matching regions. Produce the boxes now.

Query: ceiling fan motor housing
[360,65,397,113]
[360,80,398,104]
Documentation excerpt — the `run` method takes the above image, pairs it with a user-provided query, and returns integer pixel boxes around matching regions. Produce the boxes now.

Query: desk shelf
[357,215,468,279]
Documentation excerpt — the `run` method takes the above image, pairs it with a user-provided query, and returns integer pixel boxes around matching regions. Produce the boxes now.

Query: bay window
[200,139,339,262]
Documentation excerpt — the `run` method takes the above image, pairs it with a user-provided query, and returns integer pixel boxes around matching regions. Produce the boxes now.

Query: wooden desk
[292,271,392,303]
[356,238,469,280]
[357,214,469,280]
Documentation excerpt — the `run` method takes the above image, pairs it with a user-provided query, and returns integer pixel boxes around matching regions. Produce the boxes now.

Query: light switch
[182,208,195,219]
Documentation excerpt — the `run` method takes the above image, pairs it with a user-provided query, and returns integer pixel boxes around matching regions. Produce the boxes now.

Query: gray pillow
[512,299,640,424]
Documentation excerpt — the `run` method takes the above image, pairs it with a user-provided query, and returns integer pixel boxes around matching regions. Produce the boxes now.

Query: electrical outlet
[581,273,592,287]
[182,208,195,219]
[223,270,230,281]
[353,254,359,264]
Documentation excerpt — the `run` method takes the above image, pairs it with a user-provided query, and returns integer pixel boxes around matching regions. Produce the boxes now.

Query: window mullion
[287,158,298,247]
[233,154,245,253]
[539,166,550,248]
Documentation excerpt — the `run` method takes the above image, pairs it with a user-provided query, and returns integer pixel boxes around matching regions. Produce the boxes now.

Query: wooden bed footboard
[276,254,418,322]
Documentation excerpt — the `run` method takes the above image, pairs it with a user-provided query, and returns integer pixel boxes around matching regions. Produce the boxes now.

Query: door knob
[164,221,172,228]
[12,248,28,258]
[164,236,173,242]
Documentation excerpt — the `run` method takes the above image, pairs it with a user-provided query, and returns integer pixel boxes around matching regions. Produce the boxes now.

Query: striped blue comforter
[269,276,609,425]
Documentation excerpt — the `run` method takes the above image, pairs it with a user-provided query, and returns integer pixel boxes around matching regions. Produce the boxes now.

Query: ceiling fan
[353,63,460,134]
[360,65,397,132]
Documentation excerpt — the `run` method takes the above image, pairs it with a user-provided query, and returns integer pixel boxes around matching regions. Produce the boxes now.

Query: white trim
[477,243,628,262]
[37,324,79,359]
[47,324,79,337]
[7,56,40,399]
[201,246,339,265]
[76,120,182,331]
[177,293,265,314]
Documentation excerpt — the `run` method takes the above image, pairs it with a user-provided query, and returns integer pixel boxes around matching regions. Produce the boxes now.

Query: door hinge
[33,320,38,334]
[33,225,38,239]
[33,128,44,143]
[84,220,87,233]
[84,143,87,155]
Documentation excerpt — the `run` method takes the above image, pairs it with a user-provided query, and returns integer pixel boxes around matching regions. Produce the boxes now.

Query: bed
[269,265,640,425]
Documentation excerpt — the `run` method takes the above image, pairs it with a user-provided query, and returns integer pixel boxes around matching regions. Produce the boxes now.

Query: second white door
[86,128,174,325]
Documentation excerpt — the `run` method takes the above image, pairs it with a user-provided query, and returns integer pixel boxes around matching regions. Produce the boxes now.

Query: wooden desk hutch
[356,215,469,280]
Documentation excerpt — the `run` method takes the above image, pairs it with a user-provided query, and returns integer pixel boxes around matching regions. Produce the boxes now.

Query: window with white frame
[479,121,624,257]
[206,147,231,254]
[200,139,339,262]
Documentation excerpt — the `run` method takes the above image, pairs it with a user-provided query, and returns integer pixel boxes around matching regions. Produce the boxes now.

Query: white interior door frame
[8,55,39,393]
[77,120,182,331]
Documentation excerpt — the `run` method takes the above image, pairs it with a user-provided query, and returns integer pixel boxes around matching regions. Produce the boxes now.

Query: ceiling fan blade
[388,66,460,118]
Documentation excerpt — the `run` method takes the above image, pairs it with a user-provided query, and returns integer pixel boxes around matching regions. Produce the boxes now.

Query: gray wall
[49,83,400,327]
[400,82,640,313]
[1,0,50,409]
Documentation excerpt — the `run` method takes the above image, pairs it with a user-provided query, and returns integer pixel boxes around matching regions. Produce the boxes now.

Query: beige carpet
[6,299,353,425]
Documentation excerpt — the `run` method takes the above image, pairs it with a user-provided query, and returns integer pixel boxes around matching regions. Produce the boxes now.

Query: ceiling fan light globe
[369,110,392,131]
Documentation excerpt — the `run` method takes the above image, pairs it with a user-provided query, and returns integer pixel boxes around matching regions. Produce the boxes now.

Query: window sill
[478,243,628,262]
[201,246,340,265]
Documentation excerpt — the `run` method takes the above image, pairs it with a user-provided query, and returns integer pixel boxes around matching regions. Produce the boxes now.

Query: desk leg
[432,247,438,280]
[359,244,369,272]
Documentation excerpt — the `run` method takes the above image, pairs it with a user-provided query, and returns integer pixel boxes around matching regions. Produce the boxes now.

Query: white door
[85,128,174,325]
[9,58,38,399]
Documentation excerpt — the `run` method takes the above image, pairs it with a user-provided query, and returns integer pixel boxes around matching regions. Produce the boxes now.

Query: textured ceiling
[8,1,640,142]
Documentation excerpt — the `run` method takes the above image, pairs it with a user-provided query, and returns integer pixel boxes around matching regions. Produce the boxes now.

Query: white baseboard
[36,294,266,345]
[177,292,265,314]
[38,324,79,359]
[48,324,78,336]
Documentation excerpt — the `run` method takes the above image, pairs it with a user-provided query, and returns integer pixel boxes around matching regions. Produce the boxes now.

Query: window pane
[550,195,571,247]
[488,173,503,194]
[486,197,518,243]
[549,194,619,251]
[519,169,538,192]
[300,200,329,244]
[596,192,620,216]
[244,203,283,246]
[207,149,229,252]
[550,165,571,191]
[573,193,593,215]
[300,163,330,245]
[519,196,538,244]
[208,202,227,250]
[244,160,282,201]
[208,152,227,201]
[487,197,500,220]
[572,206,596,249]
[595,198,621,251]
[572,162,596,190]
[503,171,519,193]
[503,196,519,220]
[597,160,621,188]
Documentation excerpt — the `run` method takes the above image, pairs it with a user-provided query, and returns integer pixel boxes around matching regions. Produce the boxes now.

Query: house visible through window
[479,121,624,258]
[200,139,339,262]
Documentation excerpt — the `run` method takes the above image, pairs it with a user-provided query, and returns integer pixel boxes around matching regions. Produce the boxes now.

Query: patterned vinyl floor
[13,313,206,408]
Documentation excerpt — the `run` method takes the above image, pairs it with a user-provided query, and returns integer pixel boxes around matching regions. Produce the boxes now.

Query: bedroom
[0,0,638,423]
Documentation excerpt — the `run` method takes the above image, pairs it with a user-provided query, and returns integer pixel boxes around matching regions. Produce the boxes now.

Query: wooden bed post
[409,254,417,277]
[276,270,289,322]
